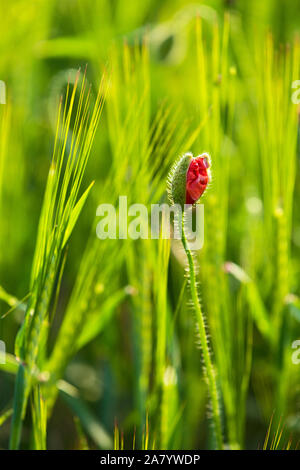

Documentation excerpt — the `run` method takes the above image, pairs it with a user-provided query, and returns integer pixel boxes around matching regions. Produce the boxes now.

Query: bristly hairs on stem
[167,152,224,449]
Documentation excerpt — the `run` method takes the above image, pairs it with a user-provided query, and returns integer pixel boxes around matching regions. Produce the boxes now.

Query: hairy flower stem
[181,212,223,449]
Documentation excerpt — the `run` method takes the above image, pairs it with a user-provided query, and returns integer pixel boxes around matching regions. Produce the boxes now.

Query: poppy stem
[181,211,224,449]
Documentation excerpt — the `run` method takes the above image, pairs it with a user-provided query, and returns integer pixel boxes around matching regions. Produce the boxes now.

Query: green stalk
[181,212,223,450]
[9,363,25,449]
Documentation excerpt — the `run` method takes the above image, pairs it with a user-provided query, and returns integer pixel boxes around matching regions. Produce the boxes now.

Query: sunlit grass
[0,0,300,450]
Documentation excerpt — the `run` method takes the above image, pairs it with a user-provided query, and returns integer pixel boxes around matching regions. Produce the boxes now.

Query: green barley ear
[167,152,192,207]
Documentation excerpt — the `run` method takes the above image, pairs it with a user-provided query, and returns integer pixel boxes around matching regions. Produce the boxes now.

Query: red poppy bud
[185,154,211,204]
[167,153,211,207]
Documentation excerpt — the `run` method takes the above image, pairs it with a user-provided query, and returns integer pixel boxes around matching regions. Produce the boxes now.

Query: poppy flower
[185,154,210,204]
[168,153,211,207]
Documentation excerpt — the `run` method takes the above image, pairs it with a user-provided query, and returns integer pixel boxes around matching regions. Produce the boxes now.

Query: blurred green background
[0,0,300,450]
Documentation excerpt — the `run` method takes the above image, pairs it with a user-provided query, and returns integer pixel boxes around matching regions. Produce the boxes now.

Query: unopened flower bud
[167,152,211,207]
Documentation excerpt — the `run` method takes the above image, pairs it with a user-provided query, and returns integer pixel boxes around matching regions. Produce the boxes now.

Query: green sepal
[167,153,192,208]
